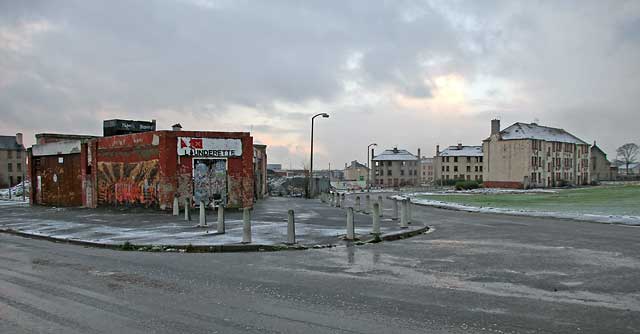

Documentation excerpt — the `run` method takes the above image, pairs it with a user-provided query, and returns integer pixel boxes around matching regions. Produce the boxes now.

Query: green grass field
[416,185,640,216]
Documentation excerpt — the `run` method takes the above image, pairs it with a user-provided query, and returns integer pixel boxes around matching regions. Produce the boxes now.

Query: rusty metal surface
[33,154,83,206]
[97,160,160,207]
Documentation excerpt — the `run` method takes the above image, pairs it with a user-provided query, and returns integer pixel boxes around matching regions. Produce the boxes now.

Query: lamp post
[367,143,377,191]
[309,113,329,198]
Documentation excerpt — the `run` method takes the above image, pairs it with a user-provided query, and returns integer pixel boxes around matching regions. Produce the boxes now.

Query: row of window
[442,165,483,172]
[6,176,23,186]
[530,171,589,184]
[375,169,418,176]
[374,161,418,167]
[441,156,483,163]
[531,156,590,171]
[7,163,22,172]
[443,174,483,181]
[5,150,23,159]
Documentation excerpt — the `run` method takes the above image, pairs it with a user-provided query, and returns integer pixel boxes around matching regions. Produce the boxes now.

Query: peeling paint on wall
[97,160,160,207]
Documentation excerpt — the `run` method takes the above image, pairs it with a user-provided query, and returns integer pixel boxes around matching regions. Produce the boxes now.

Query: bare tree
[616,143,639,174]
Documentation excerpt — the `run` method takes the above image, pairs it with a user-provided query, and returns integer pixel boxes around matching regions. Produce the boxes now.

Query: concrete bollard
[392,198,399,221]
[242,208,252,243]
[287,209,296,244]
[184,197,191,221]
[336,193,341,208]
[341,194,346,208]
[365,195,371,214]
[199,201,207,226]
[378,195,384,217]
[346,207,355,240]
[355,196,361,212]
[330,193,335,206]
[172,196,179,216]
[372,202,381,235]
[217,205,225,233]
[400,199,409,228]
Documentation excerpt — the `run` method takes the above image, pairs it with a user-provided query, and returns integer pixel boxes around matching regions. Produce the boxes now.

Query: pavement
[0,194,639,333]
[0,195,425,249]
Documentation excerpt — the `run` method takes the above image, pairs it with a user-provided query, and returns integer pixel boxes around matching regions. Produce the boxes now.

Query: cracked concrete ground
[0,194,639,333]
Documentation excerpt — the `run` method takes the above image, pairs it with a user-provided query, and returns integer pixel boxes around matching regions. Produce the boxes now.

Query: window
[7,163,12,172]
[9,176,13,185]
[442,166,445,172]
[17,163,21,172]
[387,170,392,176]
[454,157,458,163]
[479,166,483,172]
[17,176,22,184]
[16,150,21,159]
[466,157,471,163]
[400,170,405,176]
[442,157,446,162]
[466,166,471,172]
[445,175,450,180]
[479,157,483,163]
[446,157,450,162]
[446,166,450,172]
[375,161,380,167]
[453,166,458,172]
[474,166,478,172]
[7,150,12,159]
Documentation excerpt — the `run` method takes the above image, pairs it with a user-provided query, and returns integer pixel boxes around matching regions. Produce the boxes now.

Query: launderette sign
[177,137,243,157]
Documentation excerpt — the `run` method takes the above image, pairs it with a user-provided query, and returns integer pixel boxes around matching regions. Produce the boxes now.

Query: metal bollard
[407,197,413,224]
[365,195,371,214]
[242,208,252,243]
[217,205,225,233]
[372,202,381,235]
[199,201,207,226]
[378,195,384,217]
[287,209,296,244]
[172,196,179,216]
[400,199,408,228]
[392,198,399,221]
[355,196,361,212]
[184,197,191,221]
[346,207,355,240]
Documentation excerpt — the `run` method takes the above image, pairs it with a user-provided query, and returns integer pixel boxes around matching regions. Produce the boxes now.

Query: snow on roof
[372,148,418,161]
[346,160,368,169]
[439,145,483,157]
[499,122,588,144]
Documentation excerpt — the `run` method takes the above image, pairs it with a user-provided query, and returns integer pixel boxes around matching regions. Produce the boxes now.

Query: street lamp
[367,143,377,191]
[309,113,329,198]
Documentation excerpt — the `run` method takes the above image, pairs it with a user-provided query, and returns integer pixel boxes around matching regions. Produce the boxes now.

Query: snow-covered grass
[401,185,640,225]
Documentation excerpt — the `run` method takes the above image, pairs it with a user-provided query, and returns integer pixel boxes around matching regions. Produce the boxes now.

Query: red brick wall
[483,181,524,189]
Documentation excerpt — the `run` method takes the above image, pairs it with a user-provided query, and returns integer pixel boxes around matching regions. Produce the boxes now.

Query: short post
[407,197,413,224]
[377,195,383,217]
[372,202,381,235]
[172,196,179,216]
[341,194,346,208]
[330,193,335,206]
[365,195,371,214]
[242,208,251,243]
[355,196,361,212]
[217,205,225,233]
[336,193,341,208]
[199,201,207,226]
[184,197,191,221]
[392,198,399,221]
[400,199,408,228]
[287,209,296,244]
[346,207,355,240]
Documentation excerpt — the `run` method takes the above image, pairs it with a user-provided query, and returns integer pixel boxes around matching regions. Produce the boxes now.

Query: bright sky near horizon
[1,1,639,168]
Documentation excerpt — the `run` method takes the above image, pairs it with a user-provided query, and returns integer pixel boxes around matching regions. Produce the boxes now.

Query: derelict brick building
[31,130,259,209]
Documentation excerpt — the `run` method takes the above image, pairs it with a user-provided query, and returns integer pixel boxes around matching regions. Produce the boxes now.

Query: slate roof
[0,136,23,150]
[346,160,368,169]
[372,148,418,161]
[499,122,588,144]
[439,145,483,157]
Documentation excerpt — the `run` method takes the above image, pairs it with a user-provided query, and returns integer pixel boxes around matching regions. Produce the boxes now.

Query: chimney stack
[417,148,421,159]
[436,145,440,156]
[171,123,183,131]
[15,133,23,147]
[457,143,462,149]
[491,119,500,135]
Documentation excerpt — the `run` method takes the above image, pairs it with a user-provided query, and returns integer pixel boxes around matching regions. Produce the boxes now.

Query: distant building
[434,144,484,182]
[617,162,640,176]
[420,157,434,183]
[483,120,591,188]
[253,144,268,200]
[590,142,616,182]
[267,163,282,171]
[103,119,156,137]
[343,160,368,182]
[372,147,420,187]
[0,133,26,188]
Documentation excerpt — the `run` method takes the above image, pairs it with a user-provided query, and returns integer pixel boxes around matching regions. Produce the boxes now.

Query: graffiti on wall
[97,160,160,206]
[193,158,227,206]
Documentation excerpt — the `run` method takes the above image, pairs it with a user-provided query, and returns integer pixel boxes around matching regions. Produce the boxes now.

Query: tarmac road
[1,196,639,333]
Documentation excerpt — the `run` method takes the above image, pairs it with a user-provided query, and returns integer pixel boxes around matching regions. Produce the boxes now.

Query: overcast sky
[1,0,639,168]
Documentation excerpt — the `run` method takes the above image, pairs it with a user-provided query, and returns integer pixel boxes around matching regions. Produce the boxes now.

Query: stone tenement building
[343,160,368,182]
[590,142,617,182]
[483,120,591,188]
[433,144,484,182]
[420,157,434,184]
[0,133,26,188]
[372,147,420,187]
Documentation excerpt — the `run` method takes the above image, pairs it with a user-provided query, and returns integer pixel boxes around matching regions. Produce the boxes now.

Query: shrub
[455,180,480,190]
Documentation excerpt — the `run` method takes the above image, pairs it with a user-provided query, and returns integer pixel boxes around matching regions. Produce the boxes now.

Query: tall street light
[309,113,330,198]
[367,143,377,191]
